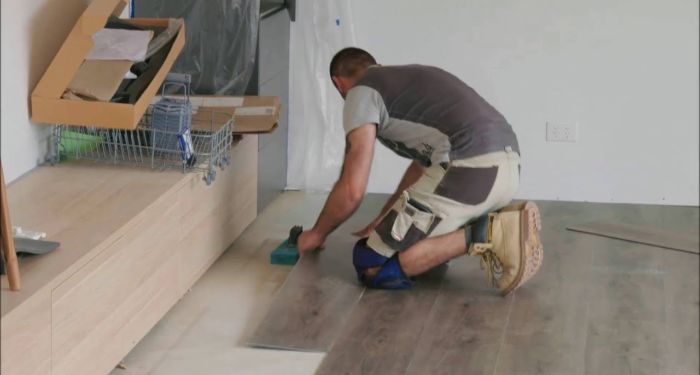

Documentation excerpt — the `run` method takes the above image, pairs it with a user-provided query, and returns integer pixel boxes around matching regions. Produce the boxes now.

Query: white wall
[287,0,359,191]
[288,0,699,205]
[1,0,82,182]
[0,0,130,184]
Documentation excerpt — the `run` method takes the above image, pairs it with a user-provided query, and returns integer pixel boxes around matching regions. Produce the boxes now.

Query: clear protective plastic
[133,0,260,95]
[286,0,357,191]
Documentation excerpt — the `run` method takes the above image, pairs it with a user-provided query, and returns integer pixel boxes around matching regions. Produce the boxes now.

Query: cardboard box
[156,95,281,134]
[30,0,185,130]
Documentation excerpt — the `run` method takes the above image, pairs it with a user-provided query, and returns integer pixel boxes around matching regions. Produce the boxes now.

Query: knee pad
[352,238,387,272]
[352,239,412,290]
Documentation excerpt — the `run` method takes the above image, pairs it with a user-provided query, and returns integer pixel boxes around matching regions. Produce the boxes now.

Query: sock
[470,214,490,244]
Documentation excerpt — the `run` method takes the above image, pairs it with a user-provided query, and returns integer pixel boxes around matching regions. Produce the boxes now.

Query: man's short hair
[329,47,377,78]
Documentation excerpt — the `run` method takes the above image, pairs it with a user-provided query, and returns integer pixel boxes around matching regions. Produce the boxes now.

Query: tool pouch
[375,192,441,252]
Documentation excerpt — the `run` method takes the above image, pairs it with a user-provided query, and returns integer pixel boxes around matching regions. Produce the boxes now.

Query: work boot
[468,201,543,296]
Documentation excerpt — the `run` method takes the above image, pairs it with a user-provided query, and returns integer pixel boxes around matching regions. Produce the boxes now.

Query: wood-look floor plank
[484,201,595,375]
[661,251,699,375]
[247,194,389,352]
[568,221,699,254]
[582,239,668,375]
[247,242,364,351]
[315,266,446,375]
[251,199,698,374]
[405,257,512,375]
[494,202,698,375]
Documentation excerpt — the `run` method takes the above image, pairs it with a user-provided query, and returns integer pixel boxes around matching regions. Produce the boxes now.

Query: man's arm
[353,160,425,237]
[297,124,376,253]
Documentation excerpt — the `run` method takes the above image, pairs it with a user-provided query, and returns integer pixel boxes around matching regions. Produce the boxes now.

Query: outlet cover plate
[546,122,578,142]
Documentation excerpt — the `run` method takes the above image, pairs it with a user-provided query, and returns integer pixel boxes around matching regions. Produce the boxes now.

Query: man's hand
[352,218,381,238]
[297,229,326,255]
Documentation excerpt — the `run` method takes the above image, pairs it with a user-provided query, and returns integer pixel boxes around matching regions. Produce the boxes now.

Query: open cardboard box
[156,95,281,134]
[30,0,185,130]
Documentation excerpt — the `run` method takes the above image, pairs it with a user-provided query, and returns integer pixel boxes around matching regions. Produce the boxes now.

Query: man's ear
[331,76,341,89]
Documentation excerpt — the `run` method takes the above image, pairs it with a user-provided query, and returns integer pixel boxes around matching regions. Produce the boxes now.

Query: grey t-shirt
[343,64,520,166]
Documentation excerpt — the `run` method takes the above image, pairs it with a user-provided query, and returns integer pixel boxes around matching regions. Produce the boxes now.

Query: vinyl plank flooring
[491,201,596,375]
[258,199,698,373]
[661,251,699,375]
[568,221,699,254]
[405,258,512,375]
[584,318,665,375]
[587,244,668,373]
[315,266,447,375]
[116,196,698,374]
[492,201,698,375]
[247,244,364,351]
[580,240,668,375]
[247,194,389,352]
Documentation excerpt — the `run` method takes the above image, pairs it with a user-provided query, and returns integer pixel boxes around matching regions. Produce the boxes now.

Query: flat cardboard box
[156,95,281,134]
[65,59,134,101]
[30,0,185,130]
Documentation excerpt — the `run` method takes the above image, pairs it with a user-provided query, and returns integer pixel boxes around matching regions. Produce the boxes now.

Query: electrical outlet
[546,122,578,142]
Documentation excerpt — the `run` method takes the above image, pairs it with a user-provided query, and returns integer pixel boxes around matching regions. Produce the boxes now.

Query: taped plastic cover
[133,0,260,95]
[287,0,357,191]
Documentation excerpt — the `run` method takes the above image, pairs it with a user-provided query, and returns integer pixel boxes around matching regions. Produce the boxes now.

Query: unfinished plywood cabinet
[1,136,258,375]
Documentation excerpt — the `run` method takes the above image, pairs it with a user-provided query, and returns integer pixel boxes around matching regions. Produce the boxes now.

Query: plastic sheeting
[133,0,259,95]
[286,0,357,191]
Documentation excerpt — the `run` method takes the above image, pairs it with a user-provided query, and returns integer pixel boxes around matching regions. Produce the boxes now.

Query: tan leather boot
[468,201,543,296]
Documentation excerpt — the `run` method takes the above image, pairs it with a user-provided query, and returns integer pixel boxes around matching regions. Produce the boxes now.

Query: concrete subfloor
[113,191,699,375]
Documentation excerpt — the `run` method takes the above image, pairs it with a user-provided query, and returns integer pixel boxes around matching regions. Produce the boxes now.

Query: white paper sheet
[87,29,154,62]
[234,106,275,116]
[196,96,245,107]
[151,96,246,108]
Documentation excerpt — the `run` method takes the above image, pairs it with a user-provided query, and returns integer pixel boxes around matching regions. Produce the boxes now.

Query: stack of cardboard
[31,0,282,135]
[30,0,185,129]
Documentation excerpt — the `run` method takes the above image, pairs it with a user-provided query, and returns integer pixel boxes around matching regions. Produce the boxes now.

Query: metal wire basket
[49,74,233,185]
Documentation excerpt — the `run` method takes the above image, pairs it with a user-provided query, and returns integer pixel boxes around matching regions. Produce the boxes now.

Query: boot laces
[469,244,503,287]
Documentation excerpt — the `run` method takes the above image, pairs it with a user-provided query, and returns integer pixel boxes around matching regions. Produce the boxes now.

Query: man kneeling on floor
[297,47,543,295]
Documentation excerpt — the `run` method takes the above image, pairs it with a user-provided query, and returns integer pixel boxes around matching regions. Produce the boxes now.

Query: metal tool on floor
[270,226,303,265]
[14,238,60,255]
[1,238,60,276]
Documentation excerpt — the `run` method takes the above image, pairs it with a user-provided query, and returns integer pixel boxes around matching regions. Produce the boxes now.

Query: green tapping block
[270,225,303,265]
[270,240,300,265]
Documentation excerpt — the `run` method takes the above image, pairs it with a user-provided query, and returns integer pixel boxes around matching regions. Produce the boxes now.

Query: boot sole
[501,201,543,296]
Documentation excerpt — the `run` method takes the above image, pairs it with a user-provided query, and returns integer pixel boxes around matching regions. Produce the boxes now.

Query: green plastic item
[59,130,103,161]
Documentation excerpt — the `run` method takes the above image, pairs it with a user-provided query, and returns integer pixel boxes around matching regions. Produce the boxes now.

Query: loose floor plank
[567,221,699,254]
[247,243,364,351]
[247,195,389,352]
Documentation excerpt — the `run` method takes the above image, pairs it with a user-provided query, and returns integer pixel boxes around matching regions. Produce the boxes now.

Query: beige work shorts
[367,146,521,257]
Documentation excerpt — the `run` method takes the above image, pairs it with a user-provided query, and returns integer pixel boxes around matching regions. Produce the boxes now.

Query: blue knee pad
[352,239,412,290]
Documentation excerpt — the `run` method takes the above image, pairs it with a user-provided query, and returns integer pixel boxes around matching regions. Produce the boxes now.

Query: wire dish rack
[49,74,233,185]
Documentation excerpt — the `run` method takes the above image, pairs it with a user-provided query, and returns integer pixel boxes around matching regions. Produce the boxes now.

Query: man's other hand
[297,229,326,255]
[352,218,381,238]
